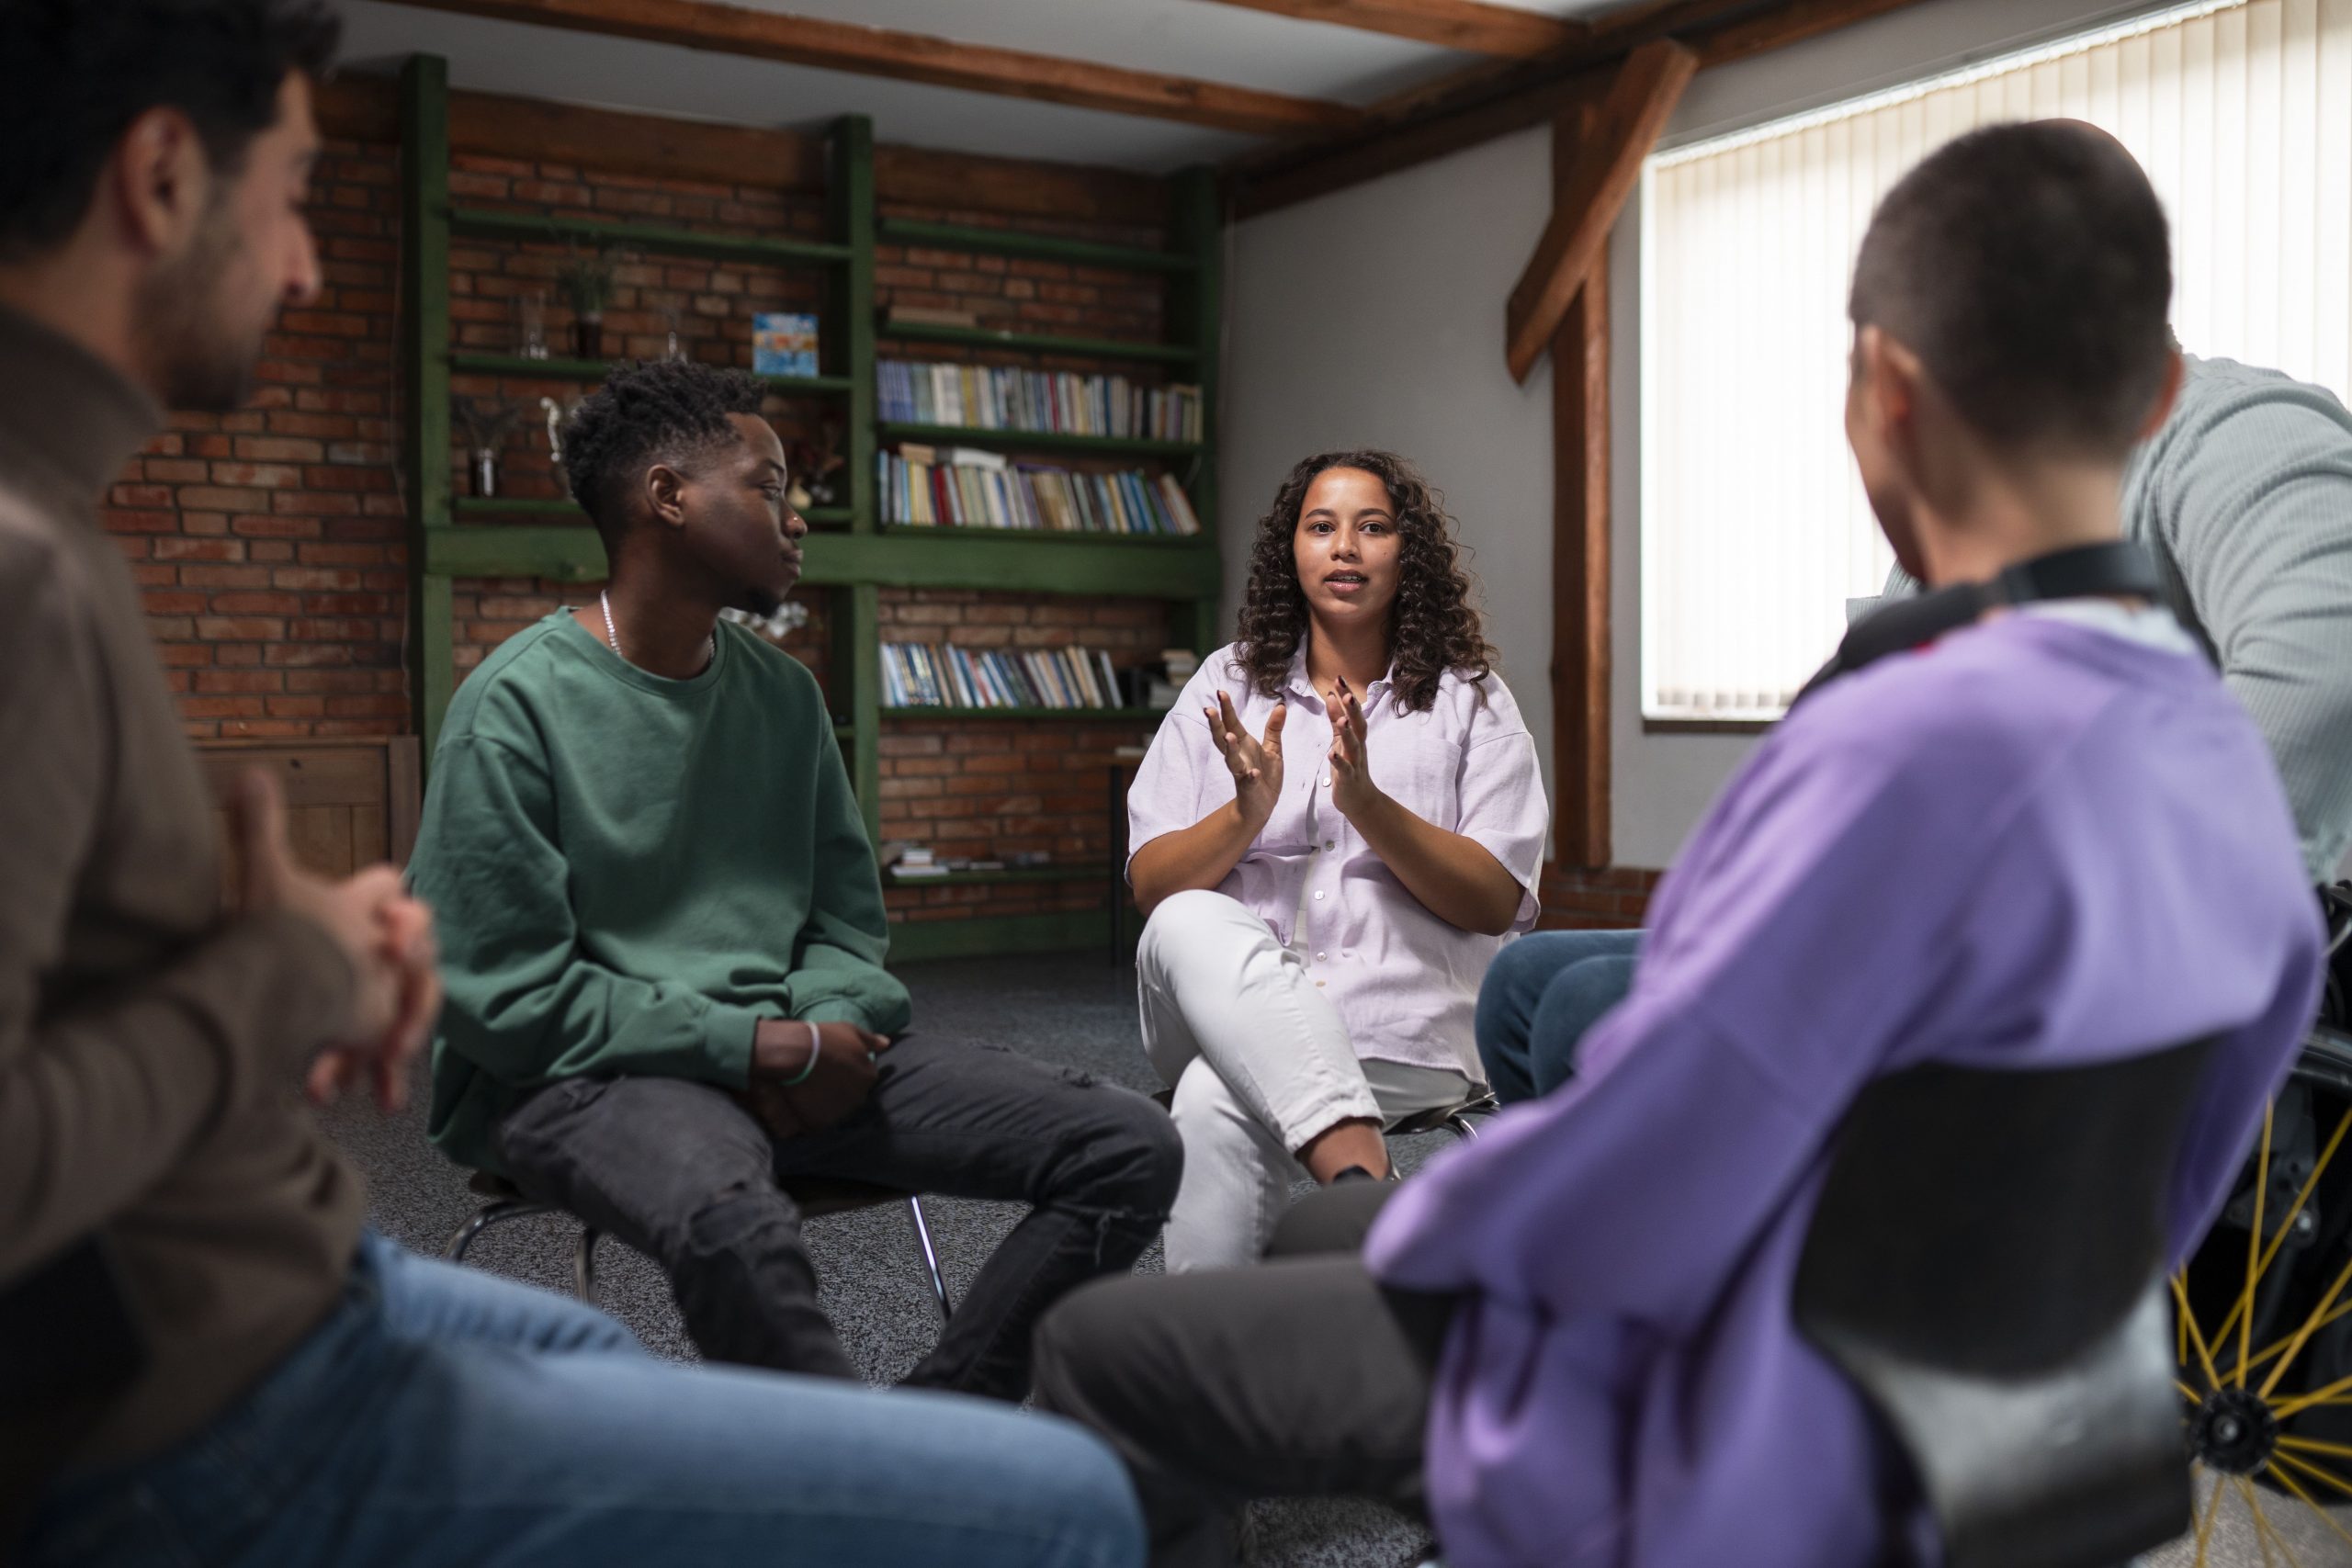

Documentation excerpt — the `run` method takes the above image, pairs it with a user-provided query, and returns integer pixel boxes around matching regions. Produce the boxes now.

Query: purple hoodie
[1366,613,2324,1567]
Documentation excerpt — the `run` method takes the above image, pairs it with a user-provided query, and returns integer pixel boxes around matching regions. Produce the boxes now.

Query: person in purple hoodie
[1029,121,2326,1568]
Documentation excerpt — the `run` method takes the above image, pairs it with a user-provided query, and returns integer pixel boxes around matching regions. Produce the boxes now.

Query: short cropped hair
[0,1,342,262]
[560,360,769,547]
[1849,121,2173,458]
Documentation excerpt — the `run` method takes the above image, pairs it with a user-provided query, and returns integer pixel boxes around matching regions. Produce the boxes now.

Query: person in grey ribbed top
[1482,349,2352,1108]
[1878,353,2352,883]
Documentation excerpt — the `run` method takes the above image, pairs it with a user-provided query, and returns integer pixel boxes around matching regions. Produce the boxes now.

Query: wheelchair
[2173,882,2352,1559]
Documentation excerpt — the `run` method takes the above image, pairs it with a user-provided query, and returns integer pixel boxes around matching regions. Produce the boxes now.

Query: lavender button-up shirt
[1126,641,1549,1080]
[1364,615,2324,1567]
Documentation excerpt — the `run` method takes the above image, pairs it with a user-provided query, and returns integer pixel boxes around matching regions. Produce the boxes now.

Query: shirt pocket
[1372,714,1461,830]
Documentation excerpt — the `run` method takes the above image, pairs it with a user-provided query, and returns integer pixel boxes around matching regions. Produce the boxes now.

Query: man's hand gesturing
[228,769,441,1111]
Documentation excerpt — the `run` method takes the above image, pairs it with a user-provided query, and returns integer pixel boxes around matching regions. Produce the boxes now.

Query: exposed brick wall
[112,135,406,740]
[1536,865,1664,930]
[874,589,1169,923]
[107,123,1193,935]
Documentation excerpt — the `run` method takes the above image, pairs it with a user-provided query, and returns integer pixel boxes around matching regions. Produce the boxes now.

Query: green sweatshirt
[410,610,910,1175]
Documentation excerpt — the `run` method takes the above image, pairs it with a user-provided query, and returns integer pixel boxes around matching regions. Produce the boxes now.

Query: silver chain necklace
[600,590,713,673]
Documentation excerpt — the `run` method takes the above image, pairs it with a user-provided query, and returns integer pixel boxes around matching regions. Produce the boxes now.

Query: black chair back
[1794,1041,2214,1568]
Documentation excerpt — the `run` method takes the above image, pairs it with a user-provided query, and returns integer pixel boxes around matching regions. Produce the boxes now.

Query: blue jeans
[26,1232,1143,1568]
[1473,929,1643,1103]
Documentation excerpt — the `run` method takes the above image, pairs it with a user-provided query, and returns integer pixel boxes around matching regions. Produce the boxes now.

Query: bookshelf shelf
[878,218,1194,275]
[876,523,1208,547]
[879,706,1165,722]
[889,864,1113,886]
[878,422,1203,459]
[879,321,1198,366]
[450,497,857,525]
[447,207,853,267]
[423,524,1217,598]
[402,59,1222,961]
[450,352,854,395]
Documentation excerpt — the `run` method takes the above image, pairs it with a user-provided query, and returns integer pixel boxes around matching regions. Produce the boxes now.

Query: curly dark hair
[561,359,768,548]
[1233,449,1494,715]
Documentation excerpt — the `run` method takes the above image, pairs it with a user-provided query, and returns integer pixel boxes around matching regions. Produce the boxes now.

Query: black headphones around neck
[1790,541,2166,711]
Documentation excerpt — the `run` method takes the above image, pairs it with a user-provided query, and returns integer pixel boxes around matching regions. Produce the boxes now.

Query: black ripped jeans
[492,1035,1183,1401]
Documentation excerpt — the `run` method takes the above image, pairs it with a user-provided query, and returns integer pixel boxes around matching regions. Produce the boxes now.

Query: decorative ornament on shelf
[554,241,617,360]
[516,288,549,360]
[661,298,687,363]
[455,396,527,499]
[541,394,582,482]
[721,602,811,641]
[792,420,847,510]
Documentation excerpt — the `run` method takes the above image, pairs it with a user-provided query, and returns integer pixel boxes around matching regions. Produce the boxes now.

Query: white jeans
[1136,889,1473,1272]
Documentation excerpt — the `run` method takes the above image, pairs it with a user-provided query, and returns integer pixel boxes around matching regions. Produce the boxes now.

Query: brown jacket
[0,307,365,1469]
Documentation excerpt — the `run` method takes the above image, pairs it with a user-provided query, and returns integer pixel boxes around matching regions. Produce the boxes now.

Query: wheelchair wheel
[2174,1024,2352,1561]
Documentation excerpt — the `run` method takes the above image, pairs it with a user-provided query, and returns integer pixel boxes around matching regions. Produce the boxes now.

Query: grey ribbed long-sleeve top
[1879,355,2352,881]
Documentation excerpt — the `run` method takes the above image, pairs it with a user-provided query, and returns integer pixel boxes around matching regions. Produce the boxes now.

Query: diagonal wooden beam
[1198,0,1590,58]
[1230,0,1936,217]
[1503,38,1693,382]
[393,0,1368,137]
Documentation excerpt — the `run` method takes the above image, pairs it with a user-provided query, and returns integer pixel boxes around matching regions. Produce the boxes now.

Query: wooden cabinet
[197,737,423,882]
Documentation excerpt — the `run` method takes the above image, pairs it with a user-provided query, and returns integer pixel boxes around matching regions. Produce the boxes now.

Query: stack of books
[877,444,1200,535]
[891,845,947,879]
[882,642,1127,711]
[878,360,1203,443]
[1148,648,1200,711]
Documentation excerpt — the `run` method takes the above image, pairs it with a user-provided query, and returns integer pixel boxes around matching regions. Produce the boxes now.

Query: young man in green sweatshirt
[407,358,1182,1398]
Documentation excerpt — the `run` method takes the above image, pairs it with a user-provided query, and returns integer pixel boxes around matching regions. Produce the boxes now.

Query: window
[1640,0,2352,721]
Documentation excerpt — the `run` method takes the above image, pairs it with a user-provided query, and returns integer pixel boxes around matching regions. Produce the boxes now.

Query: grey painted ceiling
[335,0,1634,173]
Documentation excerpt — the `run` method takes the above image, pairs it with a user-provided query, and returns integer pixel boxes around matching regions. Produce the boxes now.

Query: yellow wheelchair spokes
[2175,1021,2352,1564]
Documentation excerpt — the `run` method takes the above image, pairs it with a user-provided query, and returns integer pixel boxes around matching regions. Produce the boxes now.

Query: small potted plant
[456,396,527,499]
[555,243,616,360]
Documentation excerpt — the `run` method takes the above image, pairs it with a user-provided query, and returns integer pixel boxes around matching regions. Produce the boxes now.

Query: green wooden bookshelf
[876,422,1202,459]
[888,864,1111,886]
[399,53,1222,960]
[876,523,1207,546]
[447,207,852,267]
[878,707,1165,722]
[449,351,854,396]
[877,321,1198,366]
[877,218,1195,274]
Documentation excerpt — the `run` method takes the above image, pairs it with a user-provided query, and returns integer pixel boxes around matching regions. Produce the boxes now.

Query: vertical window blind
[1639,0,2352,720]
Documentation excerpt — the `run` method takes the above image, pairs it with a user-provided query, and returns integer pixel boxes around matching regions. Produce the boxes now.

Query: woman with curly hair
[1124,449,1548,1270]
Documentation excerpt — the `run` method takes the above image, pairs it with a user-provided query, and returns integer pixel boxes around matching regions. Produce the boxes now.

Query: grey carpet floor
[323,953,2350,1568]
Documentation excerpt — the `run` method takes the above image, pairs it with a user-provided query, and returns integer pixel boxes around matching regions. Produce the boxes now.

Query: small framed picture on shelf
[753,312,820,377]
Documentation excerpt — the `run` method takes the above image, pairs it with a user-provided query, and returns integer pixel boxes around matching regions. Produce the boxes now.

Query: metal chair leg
[904,1196,953,1323]
[574,1227,601,1305]
[443,1199,548,1263]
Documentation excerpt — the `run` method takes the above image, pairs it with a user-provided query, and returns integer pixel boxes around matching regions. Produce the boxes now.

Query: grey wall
[1223,0,2179,871]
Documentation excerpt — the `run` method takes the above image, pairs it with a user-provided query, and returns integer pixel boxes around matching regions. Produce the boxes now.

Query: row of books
[878,444,1201,536]
[878,360,1203,443]
[882,642,1127,711]
[884,841,1058,880]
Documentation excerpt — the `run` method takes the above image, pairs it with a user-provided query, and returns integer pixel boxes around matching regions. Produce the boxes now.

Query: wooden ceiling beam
[1503,37,1693,381]
[394,0,1367,137]
[1229,0,1932,216]
[313,74,1172,226]
[1199,0,1591,59]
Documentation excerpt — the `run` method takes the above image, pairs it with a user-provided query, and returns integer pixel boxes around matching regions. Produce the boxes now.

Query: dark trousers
[494,1034,1182,1401]
[1032,1183,1456,1568]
